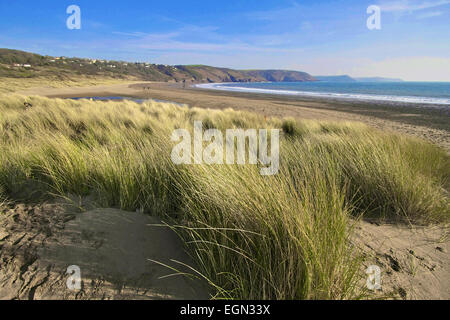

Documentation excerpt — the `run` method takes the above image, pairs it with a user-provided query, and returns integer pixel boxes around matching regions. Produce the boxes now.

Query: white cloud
[379,0,450,12]
[112,31,178,39]
[111,26,307,55]
[417,10,444,18]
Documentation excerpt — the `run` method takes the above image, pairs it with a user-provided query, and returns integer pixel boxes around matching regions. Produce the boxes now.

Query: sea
[196,81,450,106]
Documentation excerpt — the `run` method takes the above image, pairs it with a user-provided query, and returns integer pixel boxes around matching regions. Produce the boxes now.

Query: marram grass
[0,94,448,299]
[0,75,137,94]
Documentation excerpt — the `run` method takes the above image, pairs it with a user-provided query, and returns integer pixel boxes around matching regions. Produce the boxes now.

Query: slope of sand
[353,220,449,299]
[1,201,448,300]
[20,81,450,152]
[0,203,209,300]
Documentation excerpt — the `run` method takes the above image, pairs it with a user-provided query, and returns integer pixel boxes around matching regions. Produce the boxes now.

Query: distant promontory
[315,74,404,82]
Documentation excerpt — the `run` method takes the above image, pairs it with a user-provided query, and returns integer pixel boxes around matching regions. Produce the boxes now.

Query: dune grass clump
[281,118,303,138]
[327,134,449,223]
[0,94,448,299]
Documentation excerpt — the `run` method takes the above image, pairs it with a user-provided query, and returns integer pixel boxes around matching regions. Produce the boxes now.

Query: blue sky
[0,0,449,80]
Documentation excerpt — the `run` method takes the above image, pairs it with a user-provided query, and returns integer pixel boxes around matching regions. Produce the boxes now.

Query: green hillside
[0,48,316,83]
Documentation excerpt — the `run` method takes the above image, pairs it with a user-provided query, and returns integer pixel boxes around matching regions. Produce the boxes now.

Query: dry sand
[353,220,449,299]
[1,201,448,300]
[0,202,209,300]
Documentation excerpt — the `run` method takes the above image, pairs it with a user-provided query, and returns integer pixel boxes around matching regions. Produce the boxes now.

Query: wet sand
[21,81,450,151]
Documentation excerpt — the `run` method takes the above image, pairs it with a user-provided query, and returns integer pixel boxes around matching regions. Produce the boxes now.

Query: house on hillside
[12,63,31,68]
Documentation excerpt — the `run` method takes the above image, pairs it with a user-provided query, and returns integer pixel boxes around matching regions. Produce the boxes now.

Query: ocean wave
[195,83,450,106]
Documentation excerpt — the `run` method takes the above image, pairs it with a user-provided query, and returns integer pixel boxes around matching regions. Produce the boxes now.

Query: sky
[0,0,449,81]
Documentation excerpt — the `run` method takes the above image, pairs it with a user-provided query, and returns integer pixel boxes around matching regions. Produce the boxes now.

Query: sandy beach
[21,81,450,152]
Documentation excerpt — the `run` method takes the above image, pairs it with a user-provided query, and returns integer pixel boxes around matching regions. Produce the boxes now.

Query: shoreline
[195,82,450,107]
[19,81,450,151]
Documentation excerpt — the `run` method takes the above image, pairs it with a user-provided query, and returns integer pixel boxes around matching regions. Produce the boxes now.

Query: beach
[21,81,450,152]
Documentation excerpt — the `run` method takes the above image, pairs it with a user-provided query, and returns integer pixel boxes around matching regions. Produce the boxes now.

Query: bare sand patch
[353,220,449,299]
[0,203,209,300]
